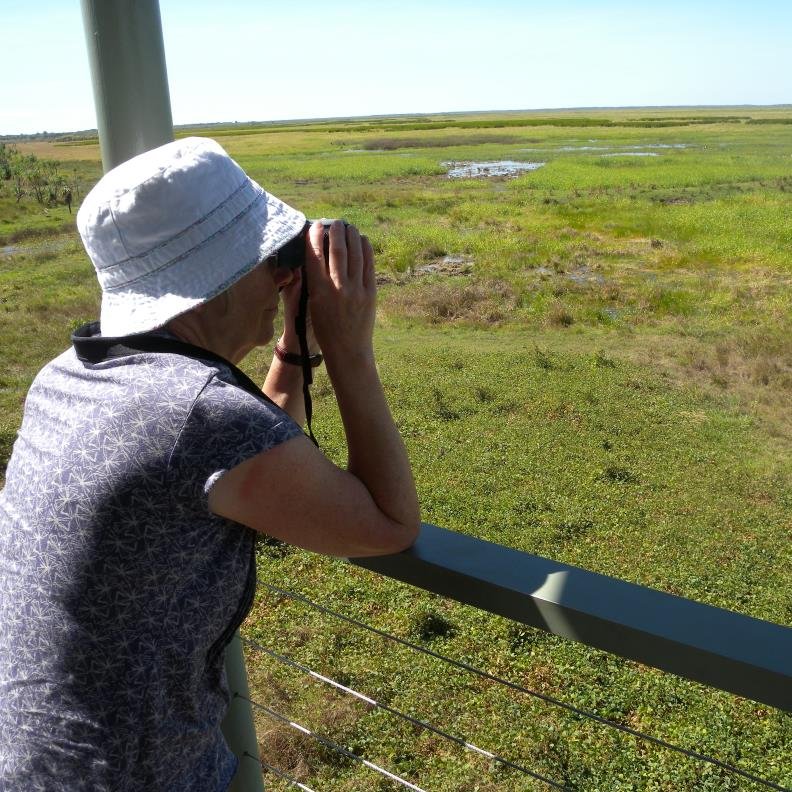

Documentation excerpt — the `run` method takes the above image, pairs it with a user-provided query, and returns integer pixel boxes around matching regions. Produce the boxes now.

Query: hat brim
[99,185,305,337]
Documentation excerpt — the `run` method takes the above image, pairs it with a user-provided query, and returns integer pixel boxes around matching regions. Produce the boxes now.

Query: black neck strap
[71,321,275,407]
[73,277,320,448]
[295,273,318,447]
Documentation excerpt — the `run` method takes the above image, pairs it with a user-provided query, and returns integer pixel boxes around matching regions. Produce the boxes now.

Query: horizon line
[3,103,791,140]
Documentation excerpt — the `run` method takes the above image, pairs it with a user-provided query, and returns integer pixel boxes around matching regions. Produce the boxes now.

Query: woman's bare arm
[262,267,313,425]
[210,221,419,556]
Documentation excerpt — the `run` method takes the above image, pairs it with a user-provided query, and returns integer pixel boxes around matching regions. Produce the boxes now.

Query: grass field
[1,107,791,789]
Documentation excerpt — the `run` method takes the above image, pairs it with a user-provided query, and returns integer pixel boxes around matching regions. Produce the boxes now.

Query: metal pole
[80,0,174,171]
[222,632,266,791]
[79,3,264,789]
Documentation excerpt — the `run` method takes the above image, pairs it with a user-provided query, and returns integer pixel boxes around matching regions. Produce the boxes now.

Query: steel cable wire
[256,579,789,792]
[242,636,566,790]
[243,695,429,791]
[241,751,317,792]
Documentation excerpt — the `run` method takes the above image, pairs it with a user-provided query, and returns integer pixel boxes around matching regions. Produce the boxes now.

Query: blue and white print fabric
[0,339,302,791]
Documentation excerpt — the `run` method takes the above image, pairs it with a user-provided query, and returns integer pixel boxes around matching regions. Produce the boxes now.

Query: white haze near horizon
[1,0,790,136]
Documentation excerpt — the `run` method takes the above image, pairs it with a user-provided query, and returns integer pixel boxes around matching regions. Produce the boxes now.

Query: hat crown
[73,137,305,336]
[77,138,246,272]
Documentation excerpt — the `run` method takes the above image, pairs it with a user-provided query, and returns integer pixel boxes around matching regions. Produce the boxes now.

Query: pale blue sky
[2,0,790,135]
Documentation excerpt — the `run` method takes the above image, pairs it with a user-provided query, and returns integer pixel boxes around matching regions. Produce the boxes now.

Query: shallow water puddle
[628,143,691,149]
[557,145,613,152]
[567,265,606,285]
[415,255,474,276]
[602,152,660,157]
[443,160,545,178]
[1,236,74,259]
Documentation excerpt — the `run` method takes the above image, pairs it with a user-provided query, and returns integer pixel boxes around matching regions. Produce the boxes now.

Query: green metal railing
[355,523,792,712]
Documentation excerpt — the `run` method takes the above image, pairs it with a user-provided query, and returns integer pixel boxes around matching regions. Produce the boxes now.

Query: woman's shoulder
[167,360,303,501]
[185,365,299,437]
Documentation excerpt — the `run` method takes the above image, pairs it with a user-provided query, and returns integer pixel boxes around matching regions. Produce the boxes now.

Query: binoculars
[276,219,349,271]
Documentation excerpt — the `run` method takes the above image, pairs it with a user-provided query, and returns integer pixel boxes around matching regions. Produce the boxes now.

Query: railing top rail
[352,523,792,712]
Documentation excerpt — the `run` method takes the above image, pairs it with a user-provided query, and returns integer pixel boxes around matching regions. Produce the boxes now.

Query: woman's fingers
[306,219,370,292]
[361,235,375,292]
[305,221,330,292]
[345,224,363,283]
[327,220,347,287]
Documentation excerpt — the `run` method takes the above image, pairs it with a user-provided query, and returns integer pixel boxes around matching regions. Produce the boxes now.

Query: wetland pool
[443,160,545,178]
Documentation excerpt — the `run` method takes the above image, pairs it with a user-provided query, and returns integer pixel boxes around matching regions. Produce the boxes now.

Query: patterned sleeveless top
[0,327,302,791]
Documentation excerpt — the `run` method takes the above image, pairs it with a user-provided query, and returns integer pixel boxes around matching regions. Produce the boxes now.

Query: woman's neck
[166,311,252,365]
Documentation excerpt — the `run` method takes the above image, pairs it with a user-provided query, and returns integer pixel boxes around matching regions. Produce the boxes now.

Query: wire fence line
[245,695,429,791]
[255,579,789,792]
[242,636,567,790]
[242,750,317,792]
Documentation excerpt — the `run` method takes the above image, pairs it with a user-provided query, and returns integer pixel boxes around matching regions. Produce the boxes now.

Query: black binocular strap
[71,320,319,447]
[295,272,319,447]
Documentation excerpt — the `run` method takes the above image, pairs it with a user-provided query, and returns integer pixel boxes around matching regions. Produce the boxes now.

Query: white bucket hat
[77,137,306,336]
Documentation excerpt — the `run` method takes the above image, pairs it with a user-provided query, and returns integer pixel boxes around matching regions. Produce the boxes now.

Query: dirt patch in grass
[628,331,792,441]
[0,222,75,247]
[546,301,575,327]
[414,256,474,277]
[249,664,363,784]
[382,279,517,326]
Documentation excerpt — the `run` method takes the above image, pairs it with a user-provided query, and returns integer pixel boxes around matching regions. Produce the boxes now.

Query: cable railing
[226,523,792,791]
[249,697,429,791]
[247,583,787,790]
[242,632,563,787]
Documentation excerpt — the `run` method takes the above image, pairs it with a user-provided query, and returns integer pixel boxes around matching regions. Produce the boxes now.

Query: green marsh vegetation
[1,107,790,789]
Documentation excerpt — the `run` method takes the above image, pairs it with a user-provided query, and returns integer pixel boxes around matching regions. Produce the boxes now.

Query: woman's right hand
[304,220,377,372]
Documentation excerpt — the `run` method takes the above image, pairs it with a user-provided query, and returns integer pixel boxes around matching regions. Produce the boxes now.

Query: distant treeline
[0,143,79,208]
[164,114,792,138]
[0,130,97,143]
[637,115,749,122]
[5,113,792,148]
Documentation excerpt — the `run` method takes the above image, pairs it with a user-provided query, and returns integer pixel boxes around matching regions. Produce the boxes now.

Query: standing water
[443,160,545,178]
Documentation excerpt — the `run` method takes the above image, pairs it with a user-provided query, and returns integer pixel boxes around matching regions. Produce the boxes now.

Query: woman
[0,138,419,790]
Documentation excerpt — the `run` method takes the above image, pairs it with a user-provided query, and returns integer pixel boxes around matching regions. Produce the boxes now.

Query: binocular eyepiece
[275,219,349,271]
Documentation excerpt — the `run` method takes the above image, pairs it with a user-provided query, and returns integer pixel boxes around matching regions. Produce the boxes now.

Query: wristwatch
[274,343,323,368]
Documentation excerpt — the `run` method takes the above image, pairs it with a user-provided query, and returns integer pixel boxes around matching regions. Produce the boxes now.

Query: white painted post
[222,632,265,791]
